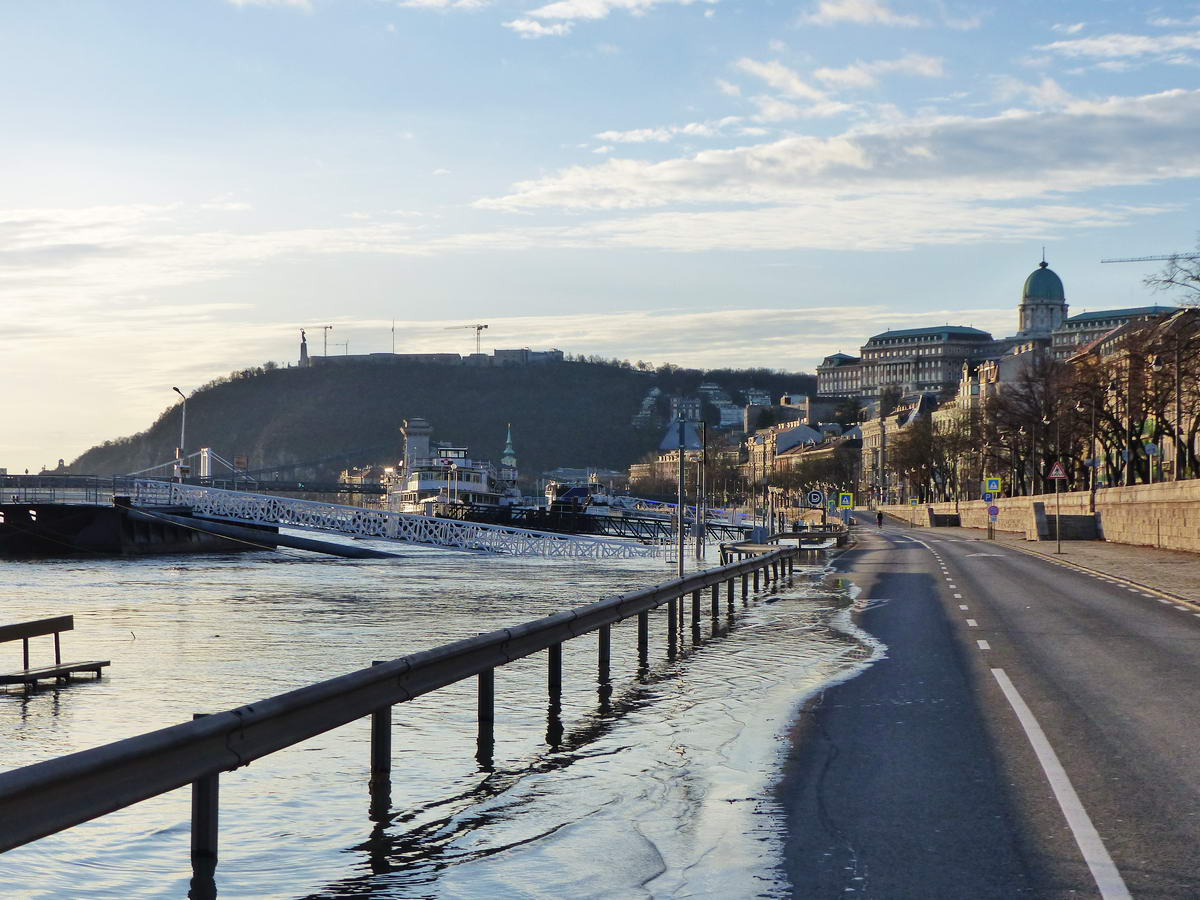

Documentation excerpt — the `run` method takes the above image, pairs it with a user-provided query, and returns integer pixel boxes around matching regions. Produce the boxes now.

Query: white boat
[387,446,520,515]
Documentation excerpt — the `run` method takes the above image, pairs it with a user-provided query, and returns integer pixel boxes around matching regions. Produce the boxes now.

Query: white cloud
[478,88,1200,214]
[431,167,452,176]
[505,0,718,37]
[226,0,313,9]
[801,0,920,27]
[734,58,826,100]
[716,78,741,97]
[1039,31,1200,59]
[393,0,487,7]
[594,116,741,143]
[1149,15,1200,27]
[1051,22,1085,34]
[505,17,572,36]
[993,75,1073,110]
[814,53,944,89]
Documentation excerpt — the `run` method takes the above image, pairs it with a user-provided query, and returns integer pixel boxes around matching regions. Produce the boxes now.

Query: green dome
[1023,261,1065,301]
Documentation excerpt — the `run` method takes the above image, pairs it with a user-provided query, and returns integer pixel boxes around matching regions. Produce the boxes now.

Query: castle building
[816,259,1173,401]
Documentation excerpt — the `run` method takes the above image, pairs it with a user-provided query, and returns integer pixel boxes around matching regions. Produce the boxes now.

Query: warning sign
[1048,461,1067,480]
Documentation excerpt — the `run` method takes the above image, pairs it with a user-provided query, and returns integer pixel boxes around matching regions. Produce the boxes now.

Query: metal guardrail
[0,547,800,876]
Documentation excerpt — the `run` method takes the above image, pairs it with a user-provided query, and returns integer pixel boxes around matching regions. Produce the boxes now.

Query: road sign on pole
[987,505,1000,517]
[837,492,853,509]
[982,491,995,503]
[1048,461,1067,480]
[807,489,825,508]
[985,477,1002,493]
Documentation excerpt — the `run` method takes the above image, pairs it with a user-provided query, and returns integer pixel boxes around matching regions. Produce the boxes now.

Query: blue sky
[3,0,1200,470]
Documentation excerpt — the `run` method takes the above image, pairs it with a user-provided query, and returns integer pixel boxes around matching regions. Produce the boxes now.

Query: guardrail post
[667,598,678,659]
[598,625,612,707]
[753,567,760,592]
[547,643,563,749]
[190,714,219,867]
[726,578,734,616]
[477,669,495,770]
[637,612,649,678]
[741,573,748,604]
[548,643,562,702]
[369,662,391,819]
[691,590,701,628]
[710,585,719,621]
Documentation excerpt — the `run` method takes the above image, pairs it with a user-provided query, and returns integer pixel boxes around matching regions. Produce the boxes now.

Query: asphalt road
[779,524,1200,899]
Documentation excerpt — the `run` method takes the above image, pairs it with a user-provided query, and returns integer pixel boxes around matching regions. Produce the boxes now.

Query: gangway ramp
[132,481,663,559]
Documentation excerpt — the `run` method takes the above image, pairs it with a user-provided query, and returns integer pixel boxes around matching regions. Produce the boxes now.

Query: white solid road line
[990,668,1131,900]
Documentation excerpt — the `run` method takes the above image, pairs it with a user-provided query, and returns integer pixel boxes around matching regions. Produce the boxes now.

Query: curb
[997,540,1200,612]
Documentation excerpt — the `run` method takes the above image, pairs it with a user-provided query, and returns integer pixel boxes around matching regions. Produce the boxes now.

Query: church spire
[501,424,517,468]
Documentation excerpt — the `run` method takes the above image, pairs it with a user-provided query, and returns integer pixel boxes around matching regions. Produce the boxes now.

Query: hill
[69,359,816,480]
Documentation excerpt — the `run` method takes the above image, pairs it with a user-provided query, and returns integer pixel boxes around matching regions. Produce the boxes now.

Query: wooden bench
[0,616,109,689]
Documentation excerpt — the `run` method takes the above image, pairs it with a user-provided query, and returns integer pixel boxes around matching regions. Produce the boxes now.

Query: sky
[3,0,1200,472]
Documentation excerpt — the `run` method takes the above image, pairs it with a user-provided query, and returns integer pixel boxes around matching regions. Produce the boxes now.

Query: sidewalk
[883,519,1200,603]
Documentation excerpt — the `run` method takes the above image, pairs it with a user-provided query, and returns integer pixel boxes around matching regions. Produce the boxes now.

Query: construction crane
[444,323,489,354]
[309,324,334,356]
[1101,253,1200,264]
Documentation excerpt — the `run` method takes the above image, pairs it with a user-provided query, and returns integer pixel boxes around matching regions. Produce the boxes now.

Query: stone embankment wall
[878,479,1200,553]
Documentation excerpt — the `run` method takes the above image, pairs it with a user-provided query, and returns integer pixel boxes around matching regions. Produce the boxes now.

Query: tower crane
[1100,253,1200,264]
[444,323,489,354]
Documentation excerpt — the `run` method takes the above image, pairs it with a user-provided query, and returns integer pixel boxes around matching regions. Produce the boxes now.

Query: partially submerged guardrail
[0,547,803,894]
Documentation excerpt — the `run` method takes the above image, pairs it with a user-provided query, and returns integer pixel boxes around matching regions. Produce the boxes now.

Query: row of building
[816,260,1174,401]
[630,260,1189,503]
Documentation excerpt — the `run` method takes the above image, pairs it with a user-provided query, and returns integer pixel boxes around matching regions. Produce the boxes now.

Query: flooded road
[0,541,876,898]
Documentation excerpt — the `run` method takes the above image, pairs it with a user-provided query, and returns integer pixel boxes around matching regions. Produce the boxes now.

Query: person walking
[876,510,884,529]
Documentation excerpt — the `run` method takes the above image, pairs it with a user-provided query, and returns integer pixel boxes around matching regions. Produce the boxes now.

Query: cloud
[226,0,313,9]
[594,117,741,143]
[431,168,452,176]
[479,89,1200,214]
[1039,31,1200,60]
[813,53,944,89]
[505,0,718,37]
[715,78,741,97]
[1051,22,1085,34]
[1149,15,1200,27]
[397,0,489,7]
[801,0,920,27]
[734,58,826,100]
[993,75,1073,110]
[504,17,572,36]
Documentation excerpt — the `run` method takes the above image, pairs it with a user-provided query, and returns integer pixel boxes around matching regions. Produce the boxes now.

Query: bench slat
[0,616,74,644]
[0,660,109,684]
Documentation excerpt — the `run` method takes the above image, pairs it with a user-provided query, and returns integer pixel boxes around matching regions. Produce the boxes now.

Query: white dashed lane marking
[977,640,991,650]
[954,593,963,599]
[966,619,978,627]
[959,604,969,610]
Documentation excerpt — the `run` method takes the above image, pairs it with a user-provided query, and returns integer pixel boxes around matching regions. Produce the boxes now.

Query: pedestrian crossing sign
[838,492,853,509]
[1048,461,1067,480]
[985,477,1001,493]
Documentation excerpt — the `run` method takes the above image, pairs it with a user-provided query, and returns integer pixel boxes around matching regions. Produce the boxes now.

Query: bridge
[131,481,665,559]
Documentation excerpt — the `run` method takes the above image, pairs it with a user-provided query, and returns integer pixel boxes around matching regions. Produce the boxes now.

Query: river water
[0,538,879,899]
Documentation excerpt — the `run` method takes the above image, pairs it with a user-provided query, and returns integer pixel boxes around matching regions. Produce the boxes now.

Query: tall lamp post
[172,386,188,483]
[1075,397,1097,513]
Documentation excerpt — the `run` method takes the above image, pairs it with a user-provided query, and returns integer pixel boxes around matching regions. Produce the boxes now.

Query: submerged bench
[0,616,109,688]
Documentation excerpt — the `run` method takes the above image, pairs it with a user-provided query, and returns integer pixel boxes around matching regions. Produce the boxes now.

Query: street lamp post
[172,386,188,483]
[1075,397,1097,513]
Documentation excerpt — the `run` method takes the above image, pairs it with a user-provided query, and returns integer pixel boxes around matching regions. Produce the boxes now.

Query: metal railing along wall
[0,548,800,888]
